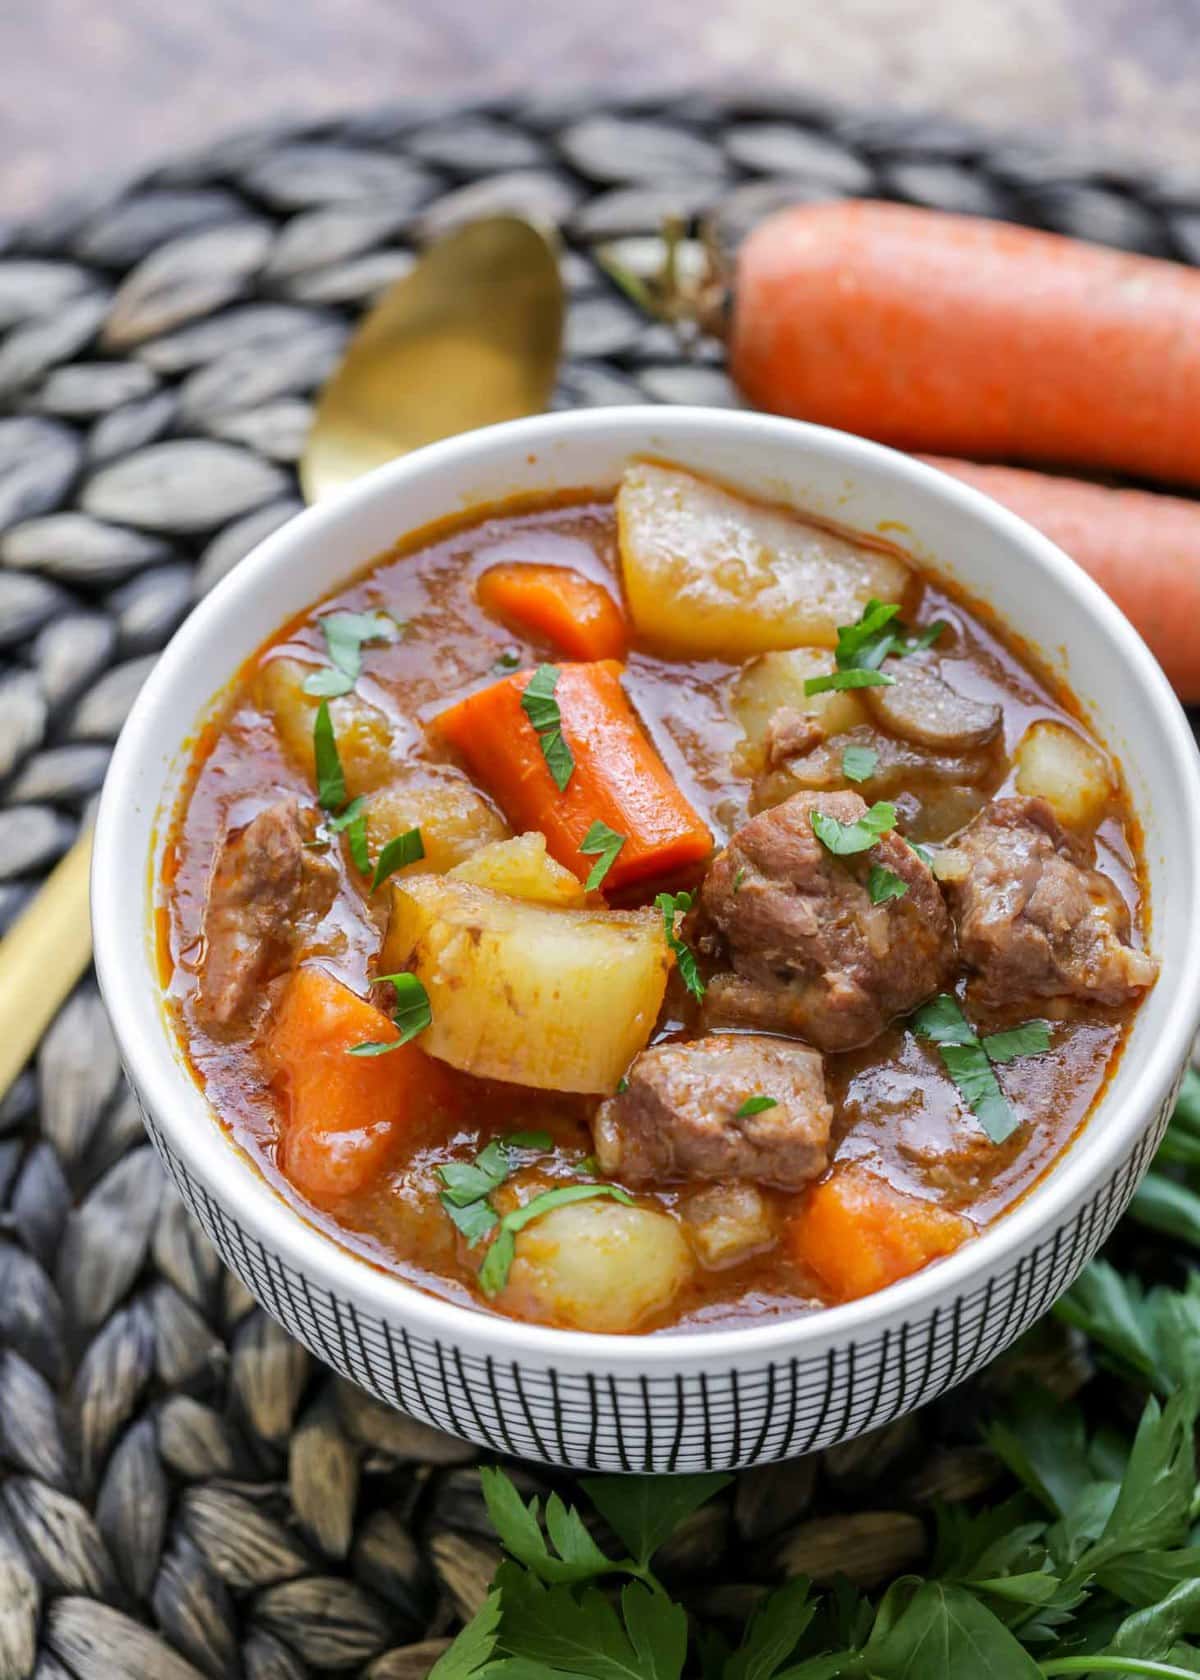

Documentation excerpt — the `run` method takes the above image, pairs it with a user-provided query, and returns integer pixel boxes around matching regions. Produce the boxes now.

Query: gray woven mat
[0,91,1194,1679]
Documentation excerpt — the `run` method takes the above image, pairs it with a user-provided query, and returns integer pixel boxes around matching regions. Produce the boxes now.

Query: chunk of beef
[864,658,1002,752]
[594,1033,831,1189]
[938,795,1158,1007]
[197,798,338,1033]
[699,791,957,1052]
[681,1183,777,1267]
[762,707,826,770]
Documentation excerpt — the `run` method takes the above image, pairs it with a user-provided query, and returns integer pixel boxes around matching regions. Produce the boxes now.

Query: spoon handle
[0,826,94,1100]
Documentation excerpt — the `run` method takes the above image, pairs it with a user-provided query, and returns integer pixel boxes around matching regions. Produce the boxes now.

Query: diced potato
[616,460,911,658]
[253,655,397,797]
[448,832,585,906]
[500,1198,692,1331]
[1014,719,1113,831]
[681,1183,777,1269]
[380,876,669,1093]
[731,648,871,773]
[365,772,509,876]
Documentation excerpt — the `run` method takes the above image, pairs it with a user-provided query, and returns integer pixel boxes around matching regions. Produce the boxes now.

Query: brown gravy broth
[162,491,1146,1332]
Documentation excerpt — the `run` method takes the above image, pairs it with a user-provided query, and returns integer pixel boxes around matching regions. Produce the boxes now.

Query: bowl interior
[93,406,1200,1370]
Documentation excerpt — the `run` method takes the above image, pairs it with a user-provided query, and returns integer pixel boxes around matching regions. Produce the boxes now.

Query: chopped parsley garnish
[491,647,521,674]
[905,835,935,866]
[732,865,746,893]
[348,971,431,1056]
[303,609,402,697]
[370,826,424,891]
[436,1131,553,1243]
[810,800,896,857]
[520,663,574,792]
[616,1076,629,1094]
[867,863,909,904]
[655,889,705,1000]
[804,599,947,696]
[912,993,1050,1143]
[842,743,879,784]
[735,1095,778,1119]
[579,820,626,891]
[478,1182,634,1298]
[313,701,368,868]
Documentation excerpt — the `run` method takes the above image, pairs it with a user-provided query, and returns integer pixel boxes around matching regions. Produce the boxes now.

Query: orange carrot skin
[786,1165,974,1304]
[265,966,453,1204]
[733,201,1200,487]
[435,660,711,893]
[477,562,628,662]
[921,456,1200,700]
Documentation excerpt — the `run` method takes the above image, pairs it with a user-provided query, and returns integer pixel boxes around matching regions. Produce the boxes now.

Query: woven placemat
[0,90,1196,1679]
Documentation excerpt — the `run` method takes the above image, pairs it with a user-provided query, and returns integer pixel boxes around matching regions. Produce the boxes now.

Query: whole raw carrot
[731,201,1200,487]
[435,660,711,893]
[921,456,1200,699]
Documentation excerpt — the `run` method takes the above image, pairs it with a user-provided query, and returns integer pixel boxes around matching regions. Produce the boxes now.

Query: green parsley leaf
[481,1470,616,1586]
[579,820,627,891]
[804,667,895,697]
[912,993,1018,1144]
[491,647,522,674]
[981,1021,1052,1063]
[442,1197,499,1245]
[905,835,935,866]
[810,800,897,857]
[616,1076,629,1094]
[437,1132,554,1246]
[370,826,424,891]
[325,796,369,873]
[725,1578,817,1680]
[580,1473,732,1570]
[842,744,879,783]
[836,597,902,669]
[735,1095,778,1118]
[520,663,575,792]
[655,890,705,1000]
[732,865,747,893]
[863,1579,1042,1680]
[868,864,909,904]
[901,618,948,653]
[303,609,402,697]
[348,971,431,1055]
[478,1183,633,1298]
[426,1588,501,1679]
[312,700,347,812]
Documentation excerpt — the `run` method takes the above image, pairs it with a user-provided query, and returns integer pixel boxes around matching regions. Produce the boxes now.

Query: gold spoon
[0,214,565,1100]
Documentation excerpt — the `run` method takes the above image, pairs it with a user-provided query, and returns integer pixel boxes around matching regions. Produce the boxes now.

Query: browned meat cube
[594,1033,832,1189]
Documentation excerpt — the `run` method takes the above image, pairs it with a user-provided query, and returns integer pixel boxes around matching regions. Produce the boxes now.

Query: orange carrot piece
[786,1165,974,1304]
[731,200,1200,487]
[920,456,1200,701]
[265,966,452,1204]
[435,660,711,893]
[477,562,627,662]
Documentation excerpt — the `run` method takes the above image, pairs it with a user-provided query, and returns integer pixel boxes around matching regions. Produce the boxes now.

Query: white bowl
[93,407,1200,1471]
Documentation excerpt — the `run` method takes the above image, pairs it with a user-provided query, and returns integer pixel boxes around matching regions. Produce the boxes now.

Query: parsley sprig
[478,1182,634,1298]
[347,970,431,1056]
[303,609,402,698]
[437,1131,553,1245]
[842,743,879,784]
[811,799,897,856]
[654,889,705,1000]
[520,663,575,792]
[313,701,369,871]
[804,598,947,696]
[913,993,1050,1144]
[579,820,626,891]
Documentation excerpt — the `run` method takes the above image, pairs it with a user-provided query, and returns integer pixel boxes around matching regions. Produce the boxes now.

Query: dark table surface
[3,0,1200,221]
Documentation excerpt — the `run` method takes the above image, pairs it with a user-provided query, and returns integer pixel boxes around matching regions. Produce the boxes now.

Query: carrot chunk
[477,562,627,661]
[434,660,711,894]
[786,1165,974,1303]
[265,966,451,1204]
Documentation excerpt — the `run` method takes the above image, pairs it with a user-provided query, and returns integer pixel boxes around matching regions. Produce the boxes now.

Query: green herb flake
[732,865,747,893]
[616,1076,629,1094]
[478,1183,634,1298]
[735,1095,778,1119]
[868,864,909,905]
[348,971,432,1056]
[491,647,521,674]
[842,743,879,783]
[912,993,1019,1144]
[805,601,949,697]
[905,835,935,866]
[810,800,897,857]
[981,1021,1053,1063]
[312,700,347,813]
[804,667,896,697]
[303,609,402,697]
[519,663,575,792]
[654,889,705,1001]
[436,1132,554,1247]
[325,795,370,873]
[579,820,627,891]
[370,826,424,891]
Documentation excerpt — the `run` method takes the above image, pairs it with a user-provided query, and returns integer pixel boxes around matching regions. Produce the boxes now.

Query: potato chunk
[365,771,508,876]
[617,460,911,658]
[448,833,586,906]
[1013,719,1113,831]
[731,648,870,774]
[500,1199,692,1331]
[380,876,669,1093]
[254,655,396,796]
